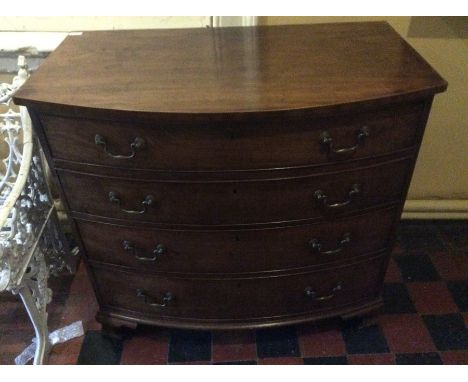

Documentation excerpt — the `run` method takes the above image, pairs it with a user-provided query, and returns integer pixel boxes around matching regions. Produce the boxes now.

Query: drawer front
[41,102,422,171]
[91,255,385,320]
[59,159,410,226]
[77,207,397,274]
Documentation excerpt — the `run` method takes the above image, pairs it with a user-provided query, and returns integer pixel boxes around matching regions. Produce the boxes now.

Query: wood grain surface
[14,22,446,117]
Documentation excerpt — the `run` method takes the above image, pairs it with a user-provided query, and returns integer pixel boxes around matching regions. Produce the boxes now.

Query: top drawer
[39,102,424,172]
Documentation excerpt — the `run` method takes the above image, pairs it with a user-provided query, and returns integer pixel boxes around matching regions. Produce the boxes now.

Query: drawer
[41,102,423,171]
[59,158,410,226]
[77,207,398,274]
[91,254,385,320]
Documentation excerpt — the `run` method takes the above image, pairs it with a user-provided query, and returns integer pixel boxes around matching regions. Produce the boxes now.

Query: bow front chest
[14,22,447,330]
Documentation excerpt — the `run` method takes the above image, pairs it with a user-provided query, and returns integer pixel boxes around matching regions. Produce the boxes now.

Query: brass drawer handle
[304,282,343,302]
[136,289,174,307]
[308,233,351,255]
[95,134,145,159]
[122,240,166,262]
[314,183,361,209]
[109,192,154,214]
[320,126,369,156]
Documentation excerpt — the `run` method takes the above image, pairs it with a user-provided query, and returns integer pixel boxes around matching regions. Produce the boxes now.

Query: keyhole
[233,189,237,194]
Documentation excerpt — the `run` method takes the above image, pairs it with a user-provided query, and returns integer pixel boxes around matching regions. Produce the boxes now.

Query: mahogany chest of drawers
[14,22,447,330]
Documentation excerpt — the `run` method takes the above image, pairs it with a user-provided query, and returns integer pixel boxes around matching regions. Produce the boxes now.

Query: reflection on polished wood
[15,22,446,116]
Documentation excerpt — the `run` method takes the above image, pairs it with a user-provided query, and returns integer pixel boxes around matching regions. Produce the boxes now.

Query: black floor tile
[395,254,440,282]
[77,331,123,365]
[397,221,446,254]
[423,314,468,351]
[168,329,212,363]
[48,274,74,298]
[214,360,257,365]
[256,326,300,358]
[437,221,468,249]
[340,316,365,330]
[342,324,389,354]
[447,280,468,312]
[382,283,417,314]
[303,356,348,365]
[395,352,443,365]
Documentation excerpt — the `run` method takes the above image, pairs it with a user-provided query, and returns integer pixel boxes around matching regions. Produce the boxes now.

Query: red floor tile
[47,294,98,334]
[379,314,436,353]
[430,252,468,281]
[0,294,18,303]
[440,351,468,365]
[258,357,304,364]
[384,257,402,283]
[297,322,346,358]
[0,352,26,365]
[66,265,100,330]
[70,297,98,327]
[48,337,84,365]
[391,242,404,256]
[0,301,31,330]
[407,282,459,314]
[347,353,395,365]
[0,353,16,365]
[0,327,41,364]
[68,267,95,296]
[48,265,99,331]
[212,330,257,363]
[0,326,35,344]
[120,329,170,365]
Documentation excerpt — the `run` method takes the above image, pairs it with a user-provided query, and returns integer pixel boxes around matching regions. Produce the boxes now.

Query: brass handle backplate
[136,289,174,307]
[95,134,145,159]
[314,184,361,209]
[122,240,166,262]
[320,126,369,157]
[304,282,343,302]
[308,233,351,255]
[109,192,154,214]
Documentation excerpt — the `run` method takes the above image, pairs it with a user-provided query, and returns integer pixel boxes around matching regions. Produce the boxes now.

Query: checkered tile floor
[0,220,467,364]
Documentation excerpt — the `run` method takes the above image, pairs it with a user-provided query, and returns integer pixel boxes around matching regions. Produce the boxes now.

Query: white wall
[0,16,211,51]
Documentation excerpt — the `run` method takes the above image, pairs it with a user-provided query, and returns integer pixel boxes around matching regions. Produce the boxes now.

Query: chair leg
[13,248,52,365]
[18,285,50,365]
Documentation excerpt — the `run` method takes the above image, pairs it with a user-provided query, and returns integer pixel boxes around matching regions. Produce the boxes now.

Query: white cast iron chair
[0,56,80,364]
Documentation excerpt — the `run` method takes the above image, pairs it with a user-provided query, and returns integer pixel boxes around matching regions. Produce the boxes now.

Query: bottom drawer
[92,254,386,321]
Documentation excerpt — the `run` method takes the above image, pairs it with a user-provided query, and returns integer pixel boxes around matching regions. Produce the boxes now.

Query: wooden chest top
[14,22,446,117]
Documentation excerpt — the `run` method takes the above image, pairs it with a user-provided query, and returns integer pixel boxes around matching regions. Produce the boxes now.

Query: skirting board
[402,199,468,219]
